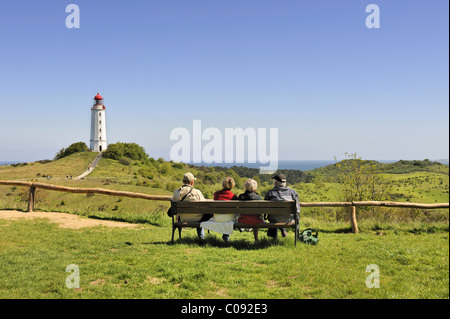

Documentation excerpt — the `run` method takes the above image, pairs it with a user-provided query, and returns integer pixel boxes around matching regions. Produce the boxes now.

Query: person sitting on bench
[201,177,237,242]
[264,174,300,239]
[237,179,264,242]
[172,172,211,239]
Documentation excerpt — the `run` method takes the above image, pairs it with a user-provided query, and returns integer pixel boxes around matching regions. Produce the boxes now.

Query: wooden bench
[170,200,299,246]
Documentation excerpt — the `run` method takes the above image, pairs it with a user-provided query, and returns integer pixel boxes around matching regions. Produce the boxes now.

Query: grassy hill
[0,152,448,299]
[305,159,449,180]
[0,153,448,230]
[0,152,98,180]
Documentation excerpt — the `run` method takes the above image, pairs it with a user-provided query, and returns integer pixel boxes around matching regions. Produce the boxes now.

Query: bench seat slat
[175,200,294,208]
[175,207,291,215]
[174,222,295,229]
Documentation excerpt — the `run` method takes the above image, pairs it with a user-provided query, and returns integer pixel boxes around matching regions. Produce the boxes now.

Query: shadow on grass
[151,235,291,250]
[316,228,353,234]
[0,207,27,212]
[57,211,170,227]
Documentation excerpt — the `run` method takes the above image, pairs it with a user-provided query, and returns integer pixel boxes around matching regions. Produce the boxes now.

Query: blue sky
[0,0,448,162]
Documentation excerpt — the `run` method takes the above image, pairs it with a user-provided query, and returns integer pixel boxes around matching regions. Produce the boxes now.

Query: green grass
[0,153,448,299]
[291,171,449,204]
[0,217,447,299]
[0,152,98,180]
[0,178,172,226]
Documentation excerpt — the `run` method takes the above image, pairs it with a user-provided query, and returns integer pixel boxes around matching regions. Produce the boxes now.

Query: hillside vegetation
[0,147,448,231]
[0,147,448,299]
[54,142,89,160]
[0,152,98,180]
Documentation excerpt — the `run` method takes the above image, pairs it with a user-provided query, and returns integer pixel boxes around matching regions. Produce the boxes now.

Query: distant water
[0,161,17,166]
[190,159,444,171]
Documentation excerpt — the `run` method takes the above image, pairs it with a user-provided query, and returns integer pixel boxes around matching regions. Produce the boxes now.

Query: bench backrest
[171,200,296,215]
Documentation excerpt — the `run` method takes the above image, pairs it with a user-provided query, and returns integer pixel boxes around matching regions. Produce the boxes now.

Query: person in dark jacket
[238,179,264,242]
[264,174,300,239]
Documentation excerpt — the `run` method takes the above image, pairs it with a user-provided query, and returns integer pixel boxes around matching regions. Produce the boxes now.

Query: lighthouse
[90,93,107,152]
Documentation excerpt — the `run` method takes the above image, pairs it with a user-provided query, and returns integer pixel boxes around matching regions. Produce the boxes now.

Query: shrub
[103,142,149,162]
[54,142,89,160]
[119,157,132,166]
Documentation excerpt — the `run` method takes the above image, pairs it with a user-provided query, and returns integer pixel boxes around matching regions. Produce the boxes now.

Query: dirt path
[74,152,102,180]
[0,210,138,229]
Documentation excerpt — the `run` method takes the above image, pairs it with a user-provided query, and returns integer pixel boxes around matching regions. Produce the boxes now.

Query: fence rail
[1,180,448,234]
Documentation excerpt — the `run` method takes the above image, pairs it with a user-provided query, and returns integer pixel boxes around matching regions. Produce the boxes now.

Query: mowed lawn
[0,214,448,299]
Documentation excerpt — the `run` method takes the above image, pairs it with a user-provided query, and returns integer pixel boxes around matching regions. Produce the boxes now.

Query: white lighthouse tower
[90,93,107,152]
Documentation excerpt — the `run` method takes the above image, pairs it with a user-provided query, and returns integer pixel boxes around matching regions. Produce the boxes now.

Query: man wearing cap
[172,172,211,239]
[264,174,300,239]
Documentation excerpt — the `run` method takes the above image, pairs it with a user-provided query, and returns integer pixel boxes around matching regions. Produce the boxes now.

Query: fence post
[27,185,36,212]
[350,205,359,234]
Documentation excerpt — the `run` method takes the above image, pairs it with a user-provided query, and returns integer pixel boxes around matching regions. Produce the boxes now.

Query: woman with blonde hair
[238,179,263,242]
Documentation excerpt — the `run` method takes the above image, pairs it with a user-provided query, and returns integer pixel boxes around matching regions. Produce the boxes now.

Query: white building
[90,93,107,152]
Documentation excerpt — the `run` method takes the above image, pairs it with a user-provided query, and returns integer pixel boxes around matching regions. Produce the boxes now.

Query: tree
[102,142,149,162]
[54,142,89,160]
[335,153,390,202]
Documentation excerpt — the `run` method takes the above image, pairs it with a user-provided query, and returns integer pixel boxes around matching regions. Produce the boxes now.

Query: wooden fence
[0,180,448,234]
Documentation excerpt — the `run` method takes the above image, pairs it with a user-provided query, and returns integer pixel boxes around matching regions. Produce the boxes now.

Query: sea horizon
[188,160,393,171]
[189,158,449,170]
